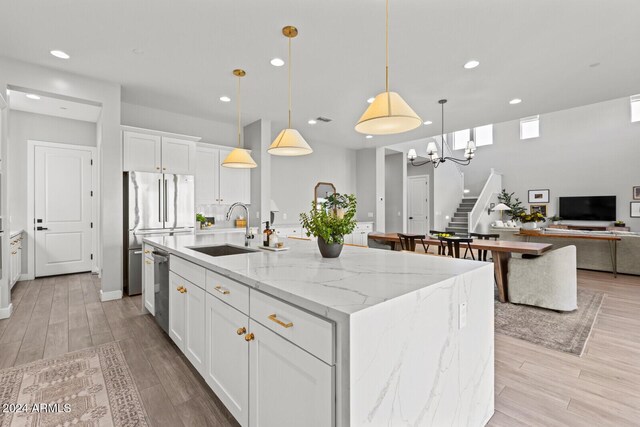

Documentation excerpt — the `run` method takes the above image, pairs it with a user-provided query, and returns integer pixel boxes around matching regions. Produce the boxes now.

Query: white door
[184,280,206,375]
[408,175,429,235]
[162,137,195,174]
[205,294,249,426]
[34,145,93,277]
[169,272,186,351]
[123,131,162,172]
[249,320,333,427]
[195,145,220,205]
[143,254,155,315]
[219,148,250,205]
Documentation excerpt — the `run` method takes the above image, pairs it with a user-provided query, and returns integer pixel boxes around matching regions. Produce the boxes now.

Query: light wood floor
[0,270,638,426]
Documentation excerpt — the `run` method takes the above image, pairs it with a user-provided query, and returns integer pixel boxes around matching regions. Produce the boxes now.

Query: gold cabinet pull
[145,260,152,265]
[176,285,182,292]
[214,285,230,295]
[244,333,255,342]
[144,250,151,254]
[237,327,246,335]
[268,314,293,328]
[11,251,17,255]
[181,286,187,294]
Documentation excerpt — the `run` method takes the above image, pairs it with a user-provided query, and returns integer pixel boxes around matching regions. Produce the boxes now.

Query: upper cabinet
[122,128,198,174]
[195,145,250,206]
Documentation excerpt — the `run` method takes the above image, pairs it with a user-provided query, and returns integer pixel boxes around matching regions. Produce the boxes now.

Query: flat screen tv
[559,196,616,221]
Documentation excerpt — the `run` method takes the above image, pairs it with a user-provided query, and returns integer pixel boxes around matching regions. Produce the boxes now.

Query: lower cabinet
[143,255,155,315]
[169,272,206,374]
[168,272,186,350]
[248,320,333,427]
[205,294,249,426]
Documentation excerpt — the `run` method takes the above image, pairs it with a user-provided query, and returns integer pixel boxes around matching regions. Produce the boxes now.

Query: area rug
[495,289,604,356]
[0,341,149,427]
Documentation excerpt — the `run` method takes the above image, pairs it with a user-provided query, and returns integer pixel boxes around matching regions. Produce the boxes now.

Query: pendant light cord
[441,101,445,156]
[237,74,242,148]
[288,34,292,129]
[385,0,391,115]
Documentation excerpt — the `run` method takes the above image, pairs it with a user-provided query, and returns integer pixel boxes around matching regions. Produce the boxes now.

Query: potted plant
[549,215,562,225]
[196,213,207,229]
[300,193,357,258]
[498,189,526,221]
[614,220,626,227]
[517,212,546,230]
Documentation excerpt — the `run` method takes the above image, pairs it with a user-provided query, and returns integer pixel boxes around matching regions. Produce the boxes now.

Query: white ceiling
[9,89,102,122]
[1,0,639,149]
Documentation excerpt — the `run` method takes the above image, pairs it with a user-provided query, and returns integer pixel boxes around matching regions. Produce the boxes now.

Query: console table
[516,231,621,277]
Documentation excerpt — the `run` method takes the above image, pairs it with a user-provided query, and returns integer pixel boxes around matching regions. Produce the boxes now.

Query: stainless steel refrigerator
[123,171,194,296]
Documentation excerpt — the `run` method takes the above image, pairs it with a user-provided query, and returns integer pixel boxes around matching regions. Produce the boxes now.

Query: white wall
[270,141,357,226]
[356,148,376,223]
[121,102,235,146]
[8,111,96,234]
[462,96,640,230]
[385,152,403,231]
[0,56,121,312]
[407,159,435,230]
[433,161,465,231]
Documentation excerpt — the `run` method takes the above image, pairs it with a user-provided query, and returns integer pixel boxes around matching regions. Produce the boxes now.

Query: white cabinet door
[184,281,206,375]
[143,256,155,315]
[123,131,162,172]
[195,145,220,205]
[249,320,333,427]
[169,272,186,351]
[344,234,354,245]
[162,137,196,175]
[219,149,250,205]
[205,294,249,426]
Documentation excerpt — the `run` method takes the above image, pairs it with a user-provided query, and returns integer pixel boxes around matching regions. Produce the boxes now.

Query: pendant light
[268,26,313,156]
[222,69,257,168]
[355,0,422,135]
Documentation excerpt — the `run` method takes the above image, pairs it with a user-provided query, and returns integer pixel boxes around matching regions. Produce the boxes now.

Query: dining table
[368,232,554,303]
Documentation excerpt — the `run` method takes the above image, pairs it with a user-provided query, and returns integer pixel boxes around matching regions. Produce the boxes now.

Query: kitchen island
[143,233,494,427]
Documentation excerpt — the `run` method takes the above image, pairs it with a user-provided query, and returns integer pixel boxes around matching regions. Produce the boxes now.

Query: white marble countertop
[196,227,246,235]
[144,233,490,322]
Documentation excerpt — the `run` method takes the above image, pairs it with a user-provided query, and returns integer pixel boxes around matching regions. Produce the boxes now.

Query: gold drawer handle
[214,285,230,295]
[145,260,152,265]
[244,333,255,342]
[144,250,151,254]
[11,251,17,255]
[237,327,246,335]
[176,285,187,293]
[268,314,293,328]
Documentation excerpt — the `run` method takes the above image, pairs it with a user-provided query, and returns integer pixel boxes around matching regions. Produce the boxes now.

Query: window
[520,115,539,139]
[631,95,640,123]
[474,124,493,147]
[452,129,470,150]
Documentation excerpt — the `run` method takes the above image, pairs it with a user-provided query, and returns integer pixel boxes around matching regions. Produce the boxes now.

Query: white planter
[521,222,538,230]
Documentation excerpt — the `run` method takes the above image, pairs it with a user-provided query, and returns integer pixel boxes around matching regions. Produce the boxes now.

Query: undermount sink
[187,244,258,257]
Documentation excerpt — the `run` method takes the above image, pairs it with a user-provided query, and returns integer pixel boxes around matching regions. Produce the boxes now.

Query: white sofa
[508,245,578,311]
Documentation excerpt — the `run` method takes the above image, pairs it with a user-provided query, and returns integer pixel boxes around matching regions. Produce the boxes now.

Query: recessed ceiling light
[464,60,480,69]
[50,50,70,59]
[270,58,285,67]
[509,98,522,105]
[367,97,375,104]
[308,119,317,125]
[366,135,373,139]
[219,96,231,102]
[423,120,432,125]
[26,94,41,100]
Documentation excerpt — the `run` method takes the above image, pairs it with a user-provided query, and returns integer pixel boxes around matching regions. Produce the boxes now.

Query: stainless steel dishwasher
[152,250,170,334]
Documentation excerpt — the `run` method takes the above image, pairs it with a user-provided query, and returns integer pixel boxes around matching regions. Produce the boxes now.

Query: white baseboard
[0,303,13,319]
[18,274,30,281]
[100,289,123,302]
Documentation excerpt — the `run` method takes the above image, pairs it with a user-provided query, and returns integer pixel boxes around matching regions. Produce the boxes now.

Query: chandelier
[407,99,476,168]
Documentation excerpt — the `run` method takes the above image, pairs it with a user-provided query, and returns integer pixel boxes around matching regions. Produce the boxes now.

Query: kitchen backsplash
[196,204,243,229]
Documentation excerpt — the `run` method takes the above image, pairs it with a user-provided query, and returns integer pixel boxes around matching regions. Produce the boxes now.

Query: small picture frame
[634,186,640,200]
[631,202,640,218]
[528,189,550,203]
[530,204,548,216]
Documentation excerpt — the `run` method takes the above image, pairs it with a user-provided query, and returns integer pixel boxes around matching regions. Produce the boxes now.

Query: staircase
[445,197,477,235]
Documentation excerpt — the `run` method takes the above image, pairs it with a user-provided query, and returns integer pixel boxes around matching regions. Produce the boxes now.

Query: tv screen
[559,196,616,221]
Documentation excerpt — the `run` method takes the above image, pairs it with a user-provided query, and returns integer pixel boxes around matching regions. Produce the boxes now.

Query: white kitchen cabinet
[195,145,250,206]
[143,254,155,315]
[162,137,196,174]
[345,222,373,247]
[169,272,186,351]
[184,280,206,375]
[123,131,162,173]
[195,145,220,205]
[205,294,249,426]
[249,320,333,427]
[9,233,23,289]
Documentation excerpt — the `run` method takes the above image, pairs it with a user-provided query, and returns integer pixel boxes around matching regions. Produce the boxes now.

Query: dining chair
[467,232,499,260]
[428,230,455,255]
[440,236,475,260]
[397,233,426,252]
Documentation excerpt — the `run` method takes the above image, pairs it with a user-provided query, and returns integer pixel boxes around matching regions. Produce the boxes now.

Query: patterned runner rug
[0,341,148,426]
[495,288,604,356]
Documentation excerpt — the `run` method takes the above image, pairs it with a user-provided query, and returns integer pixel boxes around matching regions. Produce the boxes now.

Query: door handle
[37,226,49,231]
[409,217,414,220]
[164,179,168,222]
[158,179,162,222]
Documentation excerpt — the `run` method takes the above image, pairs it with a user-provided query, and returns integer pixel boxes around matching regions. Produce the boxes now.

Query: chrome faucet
[226,202,253,246]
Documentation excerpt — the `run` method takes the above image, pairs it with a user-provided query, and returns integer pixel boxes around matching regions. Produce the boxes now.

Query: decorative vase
[317,237,343,258]
[521,222,538,230]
